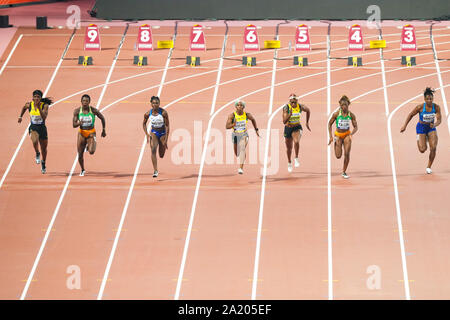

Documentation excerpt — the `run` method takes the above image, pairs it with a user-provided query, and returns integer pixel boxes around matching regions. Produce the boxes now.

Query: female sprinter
[282,93,311,172]
[72,94,106,176]
[18,89,53,174]
[225,100,259,174]
[143,96,169,178]
[327,95,358,179]
[400,87,442,174]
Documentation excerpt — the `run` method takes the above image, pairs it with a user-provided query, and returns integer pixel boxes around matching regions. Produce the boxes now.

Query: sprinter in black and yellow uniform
[328,95,358,179]
[282,93,311,173]
[72,94,106,176]
[226,100,259,174]
[18,90,53,174]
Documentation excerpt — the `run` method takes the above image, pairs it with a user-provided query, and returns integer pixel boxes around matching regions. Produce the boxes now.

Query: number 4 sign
[190,24,206,51]
[401,24,417,51]
[244,25,259,51]
[84,24,100,50]
[137,24,153,50]
[348,24,363,51]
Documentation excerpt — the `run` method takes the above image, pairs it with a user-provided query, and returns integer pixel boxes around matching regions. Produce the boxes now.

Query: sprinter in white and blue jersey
[400,87,442,174]
[143,96,169,178]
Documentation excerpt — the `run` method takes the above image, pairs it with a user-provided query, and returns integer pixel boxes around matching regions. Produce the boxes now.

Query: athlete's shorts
[151,128,166,138]
[416,122,436,135]
[334,130,351,139]
[29,124,48,140]
[232,131,249,145]
[284,124,302,138]
[79,128,96,139]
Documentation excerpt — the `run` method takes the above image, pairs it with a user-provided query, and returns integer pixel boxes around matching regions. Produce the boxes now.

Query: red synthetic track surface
[0,21,449,300]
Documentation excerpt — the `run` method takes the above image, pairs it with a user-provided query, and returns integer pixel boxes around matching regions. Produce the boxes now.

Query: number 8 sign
[84,24,100,50]
[137,24,153,50]
[244,25,259,51]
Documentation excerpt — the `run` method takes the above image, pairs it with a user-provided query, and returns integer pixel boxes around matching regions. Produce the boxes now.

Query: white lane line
[0,34,22,76]
[251,30,280,300]
[209,29,227,115]
[0,33,75,189]
[430,29,449,117]
[19,26,128,300]
[326,26,333,301]
[97,28,178,301]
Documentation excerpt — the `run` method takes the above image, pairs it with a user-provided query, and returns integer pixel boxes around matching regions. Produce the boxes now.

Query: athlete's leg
[86,132,97,155]
[292,129,301,158]
[334,136,343,159]
[285,137,293,163]
[39,138,48,162]
[427,130,438,168]
[238,136,249,170]
[342,135,352,173]
[149,132,159,172]
[417,133,427,153]
[158,133,168,158]
[30,130,40,154]
[77,133,87,172]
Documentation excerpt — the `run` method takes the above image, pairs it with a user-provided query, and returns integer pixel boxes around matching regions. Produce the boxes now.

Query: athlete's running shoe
[288,163,293,173]
[294,158,300,167]
[342,172,349,179]
[426,168,432,174]
[80,170,85,177]
[238,168,243,174]
[153,170,159,178]
[41,161,46,174]
[35,152,40,164]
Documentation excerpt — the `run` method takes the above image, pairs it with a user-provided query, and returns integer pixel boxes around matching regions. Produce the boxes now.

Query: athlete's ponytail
[32,89,53,105]
[424,87,435,98]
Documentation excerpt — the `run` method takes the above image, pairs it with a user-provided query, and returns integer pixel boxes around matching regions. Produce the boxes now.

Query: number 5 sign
[244,24,259,51]
[295,24,311,51]
[401,24,417,51]
[137,24,153,50]
[84,24,100,50]
[348,24,364,51]
[190,24,206,51]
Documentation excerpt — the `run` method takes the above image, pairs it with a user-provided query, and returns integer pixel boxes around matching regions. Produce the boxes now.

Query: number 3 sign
[84,24,100,50]
[401,24,417,51]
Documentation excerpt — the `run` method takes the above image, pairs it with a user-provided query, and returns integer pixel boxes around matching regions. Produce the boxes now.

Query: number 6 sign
[84,24,100,50]
[244,24,259,51]
[401,24,417,51]
[190,24,206,51]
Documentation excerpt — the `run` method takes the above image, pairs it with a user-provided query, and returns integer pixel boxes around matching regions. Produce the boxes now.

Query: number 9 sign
[84,24,101,50]
[244,25,259,51]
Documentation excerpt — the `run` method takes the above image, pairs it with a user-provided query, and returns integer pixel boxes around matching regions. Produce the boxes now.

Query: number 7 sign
[190,24,206,51]
[84,24,100,50]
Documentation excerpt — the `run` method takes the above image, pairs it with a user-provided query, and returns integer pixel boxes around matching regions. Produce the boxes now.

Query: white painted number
[141,30,150,42]
[246,30,257,43]
[192,29,202,42]
[87,29,97,42]
[297,30,307,42]
[351,30,361,43]
[404,30,414,42]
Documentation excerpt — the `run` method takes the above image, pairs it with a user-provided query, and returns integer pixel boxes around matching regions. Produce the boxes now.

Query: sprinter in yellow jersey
[73,94,106,176]
[18,89,53,174]
[226,100,259,174]
[282,93,311,173]
[328,95,358,179]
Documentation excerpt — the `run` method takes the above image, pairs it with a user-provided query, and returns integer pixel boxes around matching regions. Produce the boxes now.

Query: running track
[0,20,449,300]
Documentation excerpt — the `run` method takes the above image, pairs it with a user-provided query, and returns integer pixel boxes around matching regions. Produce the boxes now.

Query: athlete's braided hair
[424,87,435,98]
[32,89,53,105]
[339,95,351,105]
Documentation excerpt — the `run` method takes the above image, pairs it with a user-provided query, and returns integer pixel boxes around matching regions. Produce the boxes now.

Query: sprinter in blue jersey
[400,87,442,174]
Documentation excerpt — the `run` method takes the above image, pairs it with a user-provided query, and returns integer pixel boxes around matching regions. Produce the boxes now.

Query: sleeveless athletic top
[233,111,248,134]
[78,107,95,129]
[29,101,45,125]
[336,109,352,130]
[286,103,301,125]
[419,103,435,123]
[149,108,165,129]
